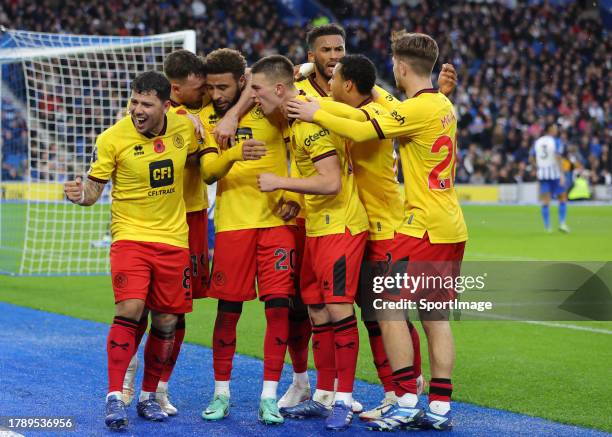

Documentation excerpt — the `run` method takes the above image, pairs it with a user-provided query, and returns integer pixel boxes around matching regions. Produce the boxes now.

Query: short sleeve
[298,122,337,163]
[87,134,115,183]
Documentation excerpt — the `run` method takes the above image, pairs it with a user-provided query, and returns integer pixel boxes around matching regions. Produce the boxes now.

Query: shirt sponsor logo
[390,109,406,125]
[235,127,254,144]
[304,128,330,147]
[149,159,174,188]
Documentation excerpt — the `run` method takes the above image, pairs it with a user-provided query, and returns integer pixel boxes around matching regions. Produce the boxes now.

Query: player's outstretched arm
[258,154,341,195]
[201,139,266,184]
[64,176,105,206]
[287,97,368,122]
[373,87,400,111]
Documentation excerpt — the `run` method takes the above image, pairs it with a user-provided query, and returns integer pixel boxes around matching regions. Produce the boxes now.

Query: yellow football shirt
[295,76,329,98]
[168,103,208,213]
[200,103,291,232]
[283,128,306,220]
[295,75,391,103]
[290,119,368,237]
[313,89,468,244]
[350,98,404,240]
[88,112,199,248]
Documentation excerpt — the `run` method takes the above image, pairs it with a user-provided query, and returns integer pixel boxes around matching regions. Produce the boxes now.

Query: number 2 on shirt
[428,135,457,190]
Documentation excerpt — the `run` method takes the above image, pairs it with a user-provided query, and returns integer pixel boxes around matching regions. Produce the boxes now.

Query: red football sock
[212,300,242,381]
[263,297,290,381]
[288,309,311,374]
[107,316,139,393]
[333,315,359,393]
[311,322,335,391]
[142,326,174,392]
[429,378,453,403]
[365,321,394,393]
[392,366,417,397]
[408,321,422,378]
[134,313,148,350]
[160,314,185,383]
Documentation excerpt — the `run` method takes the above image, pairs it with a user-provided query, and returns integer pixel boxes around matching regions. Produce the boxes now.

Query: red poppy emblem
[154,139,165,153]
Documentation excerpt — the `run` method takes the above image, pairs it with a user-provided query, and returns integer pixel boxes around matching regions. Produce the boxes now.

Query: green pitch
[1,204,611,431]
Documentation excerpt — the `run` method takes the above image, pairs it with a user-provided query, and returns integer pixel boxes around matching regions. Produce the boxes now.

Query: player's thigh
[110,240,152,305]
[209,229,258,301]
[148,243,192,314]
[256,226,296,299]
[357,238,393,309]
[187,209,209,299]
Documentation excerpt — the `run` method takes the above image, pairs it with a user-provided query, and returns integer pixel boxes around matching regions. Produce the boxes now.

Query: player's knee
[327,303,354,322]
[421,319,451,337]
[218,299,243,314]
[115,298,145,321]
[150,312,178,334]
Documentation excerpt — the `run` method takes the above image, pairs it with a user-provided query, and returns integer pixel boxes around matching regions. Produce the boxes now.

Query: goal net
[0,28,196,275]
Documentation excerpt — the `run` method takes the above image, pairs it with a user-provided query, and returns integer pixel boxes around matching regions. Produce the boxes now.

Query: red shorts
[365,238,393,262]
[301,229,367,305]
[110,240,192,314]
[209,226,296,302]
[386,232,466,302]
[187,209,209,299]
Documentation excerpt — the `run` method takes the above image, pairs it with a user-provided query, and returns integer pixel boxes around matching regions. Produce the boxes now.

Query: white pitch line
[522,320,612,335]
[463,312,612,334]
[464,252,538,261]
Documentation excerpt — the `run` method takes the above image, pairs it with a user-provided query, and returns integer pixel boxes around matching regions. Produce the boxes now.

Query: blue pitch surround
[0,303,609,437]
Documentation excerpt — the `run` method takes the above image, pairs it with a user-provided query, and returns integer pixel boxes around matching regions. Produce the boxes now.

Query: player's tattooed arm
[64,176,105,206]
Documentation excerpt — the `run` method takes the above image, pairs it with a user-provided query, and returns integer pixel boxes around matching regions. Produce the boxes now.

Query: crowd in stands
[1,0,609,186]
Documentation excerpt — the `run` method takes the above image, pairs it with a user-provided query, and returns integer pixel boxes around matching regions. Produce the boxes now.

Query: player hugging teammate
[65,24,466,433]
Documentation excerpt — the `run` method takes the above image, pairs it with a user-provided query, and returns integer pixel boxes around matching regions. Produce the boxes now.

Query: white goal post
[0,28,196,275]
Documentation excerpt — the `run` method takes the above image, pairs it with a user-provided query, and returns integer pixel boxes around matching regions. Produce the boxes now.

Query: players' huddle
[64,24,467,433]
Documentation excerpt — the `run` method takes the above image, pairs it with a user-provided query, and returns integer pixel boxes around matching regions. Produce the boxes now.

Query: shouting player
[122,49,208,416]
[64,72,200,430]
